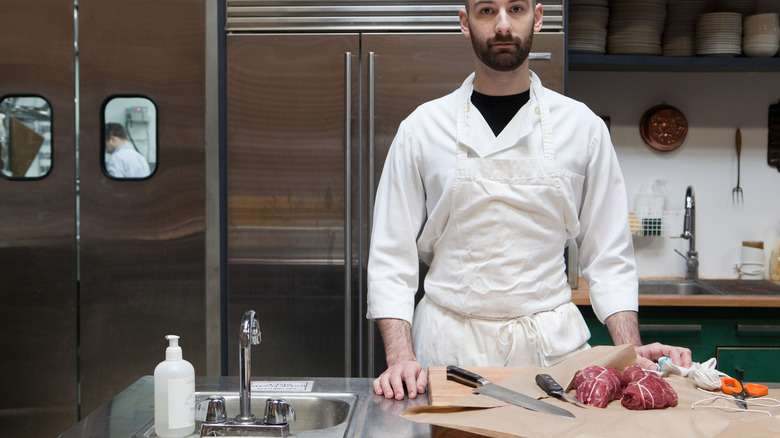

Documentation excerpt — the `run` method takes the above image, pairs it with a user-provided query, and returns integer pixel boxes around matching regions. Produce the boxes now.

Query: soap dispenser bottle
[154,335,195,437]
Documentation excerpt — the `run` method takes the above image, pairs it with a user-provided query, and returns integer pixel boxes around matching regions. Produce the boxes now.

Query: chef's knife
[446,365,575,419]
[535,373,587,408]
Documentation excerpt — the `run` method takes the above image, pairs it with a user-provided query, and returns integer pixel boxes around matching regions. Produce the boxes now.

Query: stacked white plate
[608,0,666,55]
[696,12,743,57]
[714,0,757,16]
[743,13,780,57]
[569,0,610,54]
[663,0,713,56]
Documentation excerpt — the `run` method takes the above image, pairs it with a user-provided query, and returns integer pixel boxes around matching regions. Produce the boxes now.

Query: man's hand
[634,342,693,370]
[374,318,428,400]
[372,359,428,400]
[604,310,693,370]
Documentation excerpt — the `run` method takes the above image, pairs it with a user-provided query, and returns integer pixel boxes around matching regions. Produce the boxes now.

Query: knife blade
[446,365,575,419]
[535,373,587,408]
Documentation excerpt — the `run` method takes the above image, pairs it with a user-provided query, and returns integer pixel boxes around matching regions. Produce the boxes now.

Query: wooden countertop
[571,278,780,308]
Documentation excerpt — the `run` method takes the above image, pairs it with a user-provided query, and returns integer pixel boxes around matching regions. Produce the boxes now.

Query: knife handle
[446,365,492,388]
[535,374,563,396]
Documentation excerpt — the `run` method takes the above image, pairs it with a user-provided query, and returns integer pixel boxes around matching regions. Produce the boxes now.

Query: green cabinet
[717,347,780,383]
[578,306,780,382]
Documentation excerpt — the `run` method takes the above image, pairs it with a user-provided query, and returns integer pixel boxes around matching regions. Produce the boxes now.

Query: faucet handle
[203,396,228,424]
[263,398,296,425]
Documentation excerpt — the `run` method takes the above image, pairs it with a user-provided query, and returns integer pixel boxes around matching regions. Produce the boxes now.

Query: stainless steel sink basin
[134,391,358,437]
[638,280,721,296]
[638,279,780,296]
[212,392,356,433]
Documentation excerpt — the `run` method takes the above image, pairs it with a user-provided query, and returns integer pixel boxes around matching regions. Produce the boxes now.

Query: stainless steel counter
[57,376,432,438]
[55,375,780,438]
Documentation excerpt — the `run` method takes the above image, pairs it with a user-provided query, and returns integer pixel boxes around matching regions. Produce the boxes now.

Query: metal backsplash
[226,0,563,32]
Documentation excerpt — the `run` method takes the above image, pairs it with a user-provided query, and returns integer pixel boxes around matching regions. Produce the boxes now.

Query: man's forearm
[604,310,642,346]
[376,318,417,366]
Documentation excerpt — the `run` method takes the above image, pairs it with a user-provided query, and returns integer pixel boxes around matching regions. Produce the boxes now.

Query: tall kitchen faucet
[198,310,296,436]
[237,310,261,423]
[675,186,698,279]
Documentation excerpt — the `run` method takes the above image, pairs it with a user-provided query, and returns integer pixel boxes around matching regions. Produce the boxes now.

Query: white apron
[412,73,591,369]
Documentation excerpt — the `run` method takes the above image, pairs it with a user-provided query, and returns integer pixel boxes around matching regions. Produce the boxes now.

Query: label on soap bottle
[167,376,195,429]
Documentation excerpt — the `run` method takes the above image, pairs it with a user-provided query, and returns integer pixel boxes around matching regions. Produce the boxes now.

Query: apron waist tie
[497,315,543,367]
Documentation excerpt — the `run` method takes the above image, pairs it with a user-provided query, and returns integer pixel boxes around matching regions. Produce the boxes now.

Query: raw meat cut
[621,365,678,410]
[573,365,623,408]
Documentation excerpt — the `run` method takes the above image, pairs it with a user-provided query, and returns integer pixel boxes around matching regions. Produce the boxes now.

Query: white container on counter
[154,335,195,437]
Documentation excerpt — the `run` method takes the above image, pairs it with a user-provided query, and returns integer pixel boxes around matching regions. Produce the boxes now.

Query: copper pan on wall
[640,104,688,152]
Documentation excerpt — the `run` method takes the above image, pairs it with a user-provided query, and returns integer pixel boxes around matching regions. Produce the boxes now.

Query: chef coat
[107,143,151,178]
[367,71,638,364]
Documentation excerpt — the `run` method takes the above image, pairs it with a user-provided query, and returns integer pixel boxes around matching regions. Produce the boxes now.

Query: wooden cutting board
[428,366,521,438]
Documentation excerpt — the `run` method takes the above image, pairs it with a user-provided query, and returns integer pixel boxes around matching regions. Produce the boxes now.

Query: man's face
[460,0,542,72]
[106,136,119,153]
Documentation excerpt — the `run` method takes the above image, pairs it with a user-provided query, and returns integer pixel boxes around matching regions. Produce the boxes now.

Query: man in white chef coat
[367,0,693,400]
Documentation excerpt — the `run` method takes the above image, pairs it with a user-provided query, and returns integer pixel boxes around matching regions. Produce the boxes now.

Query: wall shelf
[569,53,780,72]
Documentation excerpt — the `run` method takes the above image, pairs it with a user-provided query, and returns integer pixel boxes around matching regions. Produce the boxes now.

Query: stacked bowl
[569,0,610,54]
[742,13,780,57]
[696,12,743,57]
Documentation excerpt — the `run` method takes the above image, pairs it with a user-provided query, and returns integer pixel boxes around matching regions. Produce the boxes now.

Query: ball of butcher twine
[692,369,722,391]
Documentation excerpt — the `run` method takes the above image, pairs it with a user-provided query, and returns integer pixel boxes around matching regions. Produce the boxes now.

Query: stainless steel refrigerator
[225,28,565,377]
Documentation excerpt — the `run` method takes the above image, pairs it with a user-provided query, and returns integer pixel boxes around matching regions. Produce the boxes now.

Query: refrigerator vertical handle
[344,51,353,377]
[368,52,376,228]
[367,51,376,377]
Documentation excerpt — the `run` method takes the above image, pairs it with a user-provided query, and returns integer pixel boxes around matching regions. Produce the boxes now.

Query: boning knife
[535,373,587,408]
[446,365,575,419]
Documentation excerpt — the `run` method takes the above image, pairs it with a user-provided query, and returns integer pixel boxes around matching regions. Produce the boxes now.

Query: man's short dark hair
[105,122,128,140]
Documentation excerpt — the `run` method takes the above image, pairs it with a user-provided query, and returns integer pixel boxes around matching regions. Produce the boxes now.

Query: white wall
[568,70,780,279]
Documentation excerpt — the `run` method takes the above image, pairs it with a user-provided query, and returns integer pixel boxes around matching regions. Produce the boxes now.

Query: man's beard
[470,31,533,72]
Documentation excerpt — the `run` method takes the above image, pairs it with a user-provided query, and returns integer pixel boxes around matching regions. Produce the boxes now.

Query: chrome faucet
[198,310,296,436]
[675,186,698,279]
[236,310,261,424]
[200,310,295,438]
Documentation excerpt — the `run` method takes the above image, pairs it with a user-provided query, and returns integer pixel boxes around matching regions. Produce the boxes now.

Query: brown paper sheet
[9,116,44,177]
[402,345,780,437]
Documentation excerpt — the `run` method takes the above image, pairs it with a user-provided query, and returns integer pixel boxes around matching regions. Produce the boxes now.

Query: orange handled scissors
[721,377,769,409]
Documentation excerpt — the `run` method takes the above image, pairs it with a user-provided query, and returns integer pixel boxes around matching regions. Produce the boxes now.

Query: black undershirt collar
[470,89,531,136]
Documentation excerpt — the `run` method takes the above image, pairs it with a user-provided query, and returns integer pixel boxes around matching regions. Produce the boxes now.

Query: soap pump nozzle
[165,334,183,360]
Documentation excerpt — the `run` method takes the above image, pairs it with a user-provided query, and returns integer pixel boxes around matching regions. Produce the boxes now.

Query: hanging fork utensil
[732,128,743,203]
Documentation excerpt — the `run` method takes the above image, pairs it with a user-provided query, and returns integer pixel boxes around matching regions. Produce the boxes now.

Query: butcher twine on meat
[573,365,623,408]
[573,365,679,410]
[621,365,679,410]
